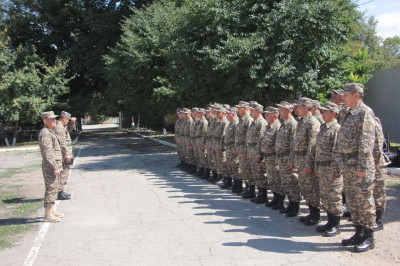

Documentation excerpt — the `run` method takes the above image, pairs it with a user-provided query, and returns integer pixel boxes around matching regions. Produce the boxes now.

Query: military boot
[286,202,300,217]
[242,185,256,199]
[266,192,277,207]
[254,188,268,204]
[342,226,364,246]
[61,191,71,197]
[317,212,332,233]
[213,174,223,185]
[299,206,312,223]
[220,178,233,189]
[232,180,243,193]
[250,187,261,202]
[57,191,71,200]
[279,200,293,213]
[304,206,321,226]
[324,215,341,237]
[44,207,61,223]
[354,228,375,252]
[189,164,197,175]
[374,210,384,231]
[196,167,204,177]
[51,207,64,218]
[207,171,218,182]
[237,183,249,196]
[200,169,210,179]
[271,194,285,210]
[176,160,183,168]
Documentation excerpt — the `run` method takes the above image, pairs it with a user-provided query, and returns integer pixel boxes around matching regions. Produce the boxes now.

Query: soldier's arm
[357,110,376,172]
[330,128,341,178]
[289,123,296,165]
[305,122,320,168]
[220,121,229,150]
[55,124,69,158]
[39,131,57,172]
[256,122,267,157]
[67,121,75,132]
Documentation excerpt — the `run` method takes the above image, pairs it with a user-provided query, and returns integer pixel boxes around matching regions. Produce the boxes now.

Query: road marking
[23,145,84,266]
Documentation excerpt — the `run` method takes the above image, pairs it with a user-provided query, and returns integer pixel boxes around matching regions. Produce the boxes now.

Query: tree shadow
[0,217,43,226]
[2,197,43,204]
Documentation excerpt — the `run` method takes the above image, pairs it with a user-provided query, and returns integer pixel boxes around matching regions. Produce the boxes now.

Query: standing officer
[190,108,200,175]
[182,108,195,173]
[259,107,281,205]
[314,102,343,237]
[244,102,267,200]
[54,111,75,200]
[335,83,377,252]
[310,100,324,124]
[39,111,66,223]
[195,108,209,177]
[175,108,184,168]
[291,97,321,225]
[207,103,221,182]
[232,101,253,194]
[274,102,300,215]
[202,107,216,180]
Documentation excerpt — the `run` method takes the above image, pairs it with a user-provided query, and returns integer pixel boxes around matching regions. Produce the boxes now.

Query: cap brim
[319,107,329,111]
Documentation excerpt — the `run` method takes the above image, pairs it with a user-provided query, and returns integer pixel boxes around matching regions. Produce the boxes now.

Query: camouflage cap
[206,107,212,112]
[191,107,199,113]
[198,108,206,114]
[342,83,364,94]
[276,101,294,111]
[176,108,182,112]
[181,108,191,114]
[222,104,231,109]
[60,111,72,119]
[319,102,340,113]
[294,97,313,106]
[226,107,238,115]
[215,106,227,113]
[210,102,221,108]
[332,89,344,96]
[263,106,279,114]
[235,101,249,108]
[310,100,321,108]
[249,102,263,111]
[41,111,58,119]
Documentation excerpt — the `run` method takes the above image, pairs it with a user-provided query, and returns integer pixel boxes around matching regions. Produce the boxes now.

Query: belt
[317,161,331,166]
[294,150,307,156]
[236,141,245,146]
[277,151,290,157]
[247,142,257,147]
[341,151,358,159]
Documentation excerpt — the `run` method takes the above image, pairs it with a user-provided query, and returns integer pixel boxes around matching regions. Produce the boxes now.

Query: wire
[358,0,375,6]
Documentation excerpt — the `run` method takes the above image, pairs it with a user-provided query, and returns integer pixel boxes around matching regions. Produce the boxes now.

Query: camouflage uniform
[315,117,343,216]
[190,109,200,165]
[178,113,188,163]
[234,102,253,181]
[246,104,267,186]
[224,113,239,178]
[373,117,391,212]
[260,109,281,191]
[314,112,324,125]
[175,116,184,161]
[183,113,196,165]
[335,99,376,230]
[206,115,218,170]
[292,105,321,207]
[39,124,63,208]
[196,113,209,169]
[275,114,300,202]
[213,110,230,176]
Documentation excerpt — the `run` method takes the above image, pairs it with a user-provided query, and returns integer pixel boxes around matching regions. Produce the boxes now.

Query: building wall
[364,67,400,143]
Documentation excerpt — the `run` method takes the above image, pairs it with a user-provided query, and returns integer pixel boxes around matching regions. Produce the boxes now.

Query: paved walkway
[19,127,395,265]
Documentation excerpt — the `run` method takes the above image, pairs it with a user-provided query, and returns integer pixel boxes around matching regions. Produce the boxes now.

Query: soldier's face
[216,112,225,120]
[211,108,216,115]
[60,117,70,126]
[322,110,335,123]
[296,105,308,117]
[43,118,56,129]
[343,92,358,108]
[279,107,288,120]
[238,107,245,116]
[331,93,343,105]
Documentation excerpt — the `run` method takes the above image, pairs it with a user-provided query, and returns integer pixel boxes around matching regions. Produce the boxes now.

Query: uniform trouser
[193,144,200,166]
[59,164,70,192]
[215,151,227,175]
[176,142,182,160]
[317,165,343,216]
[374,166,387,212]
[43,165,61,208]
[238,149,251,181]
[248,158,263,186]
[206,147,214,170]
[265,157,282,193]
[185,145,196,165]
[196,145,207,168]
[278,156,302,202]
[296,158,320,207]
[342,162,376,229]
[225,149,239,178]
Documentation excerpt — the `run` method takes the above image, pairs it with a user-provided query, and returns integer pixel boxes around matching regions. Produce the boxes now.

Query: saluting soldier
[39,111,65,223]
[201,107,216,180]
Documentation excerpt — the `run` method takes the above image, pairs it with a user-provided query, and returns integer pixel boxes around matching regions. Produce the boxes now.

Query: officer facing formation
[174,83,386,253]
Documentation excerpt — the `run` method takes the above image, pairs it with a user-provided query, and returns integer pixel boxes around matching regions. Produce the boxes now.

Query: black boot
[254,189,268,204]
[232,180,243,193]
[266,192,277,207]
[354,228,375,252]
[207,171,218,182]
[250,187,261,202]
[220,178,233,189]
[200,169,210,179]
[271,194,285,210]
[342,226,364,246]
[189,164,197,175]
[62,191,71,197]
[196,167,204,177]
[242,185,256,199]
[317,212,332,233]
[213,174,223,185]
[299,206,312,223]
[304,206,321,226]
[342,203,350,217]
[279,200,293,213]
[238,183,249,196]
[324,215,341,237]
[183,162,191,172]
[57,191,71,200]
[374,210,384,231]
[286,202,300,217]
[176,160,183,168]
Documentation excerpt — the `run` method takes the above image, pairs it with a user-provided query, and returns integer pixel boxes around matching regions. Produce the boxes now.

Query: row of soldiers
[38,111,76,223]
[174,83,389,253]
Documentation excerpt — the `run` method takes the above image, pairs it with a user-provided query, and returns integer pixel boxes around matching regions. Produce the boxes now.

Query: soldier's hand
[218,149,223,156]
[288,164,295,169]
[275,161,279,166]
[233,151,238,156]
[357,171,366,177]
[330,176,337,180]
[212,150,216,155]
[71,117,77,122]
[244,153,249,160]
[54,170,61,176]
[66,156,71,163]
[255,156,261,163]
[375,164,380,170]
[315,173,319,177]
[202,147,206,151]
[304,167,312,174]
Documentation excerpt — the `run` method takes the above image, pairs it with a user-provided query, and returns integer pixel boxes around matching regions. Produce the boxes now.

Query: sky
[356,0,400,39]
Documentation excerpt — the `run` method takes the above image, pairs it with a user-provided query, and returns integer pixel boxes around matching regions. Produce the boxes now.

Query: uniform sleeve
[330,128,341,178]
[202,121,208,147]
[289,123,297,165]
[39,130,56,172]
[305,122,320,168]
[67,121,75,133]
[357,110,376,172]
[220,121,229,149]
[256,122,267,157]
[55,124,68,158]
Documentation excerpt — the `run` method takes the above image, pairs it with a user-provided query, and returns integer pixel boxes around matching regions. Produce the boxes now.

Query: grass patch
[0,164,41,179]
[387,181,400,189]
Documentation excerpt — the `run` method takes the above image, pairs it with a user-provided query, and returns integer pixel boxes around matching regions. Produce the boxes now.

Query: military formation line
[174,83,390,253]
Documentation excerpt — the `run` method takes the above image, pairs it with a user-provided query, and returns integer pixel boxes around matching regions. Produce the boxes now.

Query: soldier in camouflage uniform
[261,107,282,207]
[175,108,184,168]
[54,111,75,200]
[314,102,343,237]
[195,108,209,177]
[190,108,200,174]
[219,107,240,189]
[232,101,253,194]
[206,103,222,182]
[310,100,324,124]
[373,117,391,231]
[244,102,267,200]
[211,106,230,184]
[335,83,377,252]
[291,97,321,225]
[274,102,300,215]
[181,108,195,173]
[202,107,216,180]
[39,111,65,223]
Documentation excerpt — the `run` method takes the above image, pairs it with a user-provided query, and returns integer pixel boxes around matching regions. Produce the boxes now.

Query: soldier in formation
[174,83,387,253]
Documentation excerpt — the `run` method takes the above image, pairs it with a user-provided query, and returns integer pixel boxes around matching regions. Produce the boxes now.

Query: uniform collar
[325,119,337,129]
[349,101,364,115]
[283,116,294,125]
[302,112,313,122]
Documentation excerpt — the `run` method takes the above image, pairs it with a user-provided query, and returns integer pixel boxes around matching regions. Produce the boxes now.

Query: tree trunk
[76,117,83,131]
[12,121,19,147]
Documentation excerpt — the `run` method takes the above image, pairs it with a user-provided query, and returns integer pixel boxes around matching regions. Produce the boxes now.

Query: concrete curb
[0,131,83,153]
[125,130,177,149]
[388,167,400,176]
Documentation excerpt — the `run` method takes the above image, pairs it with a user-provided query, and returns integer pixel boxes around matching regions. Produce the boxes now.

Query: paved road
[24,127,385,266]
